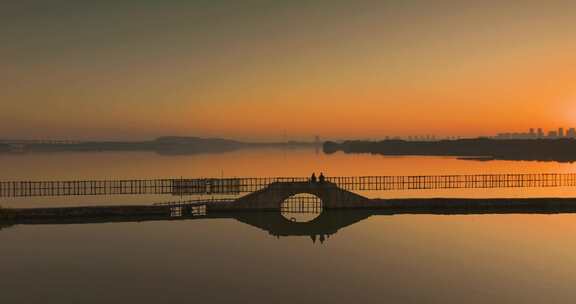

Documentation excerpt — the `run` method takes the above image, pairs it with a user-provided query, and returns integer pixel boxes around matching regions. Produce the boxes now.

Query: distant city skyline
[495,127,576,140]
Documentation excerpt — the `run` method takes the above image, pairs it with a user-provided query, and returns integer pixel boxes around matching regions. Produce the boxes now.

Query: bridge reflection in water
[231,210,368,243]
[280,193,323,223]
[7,199,576,244]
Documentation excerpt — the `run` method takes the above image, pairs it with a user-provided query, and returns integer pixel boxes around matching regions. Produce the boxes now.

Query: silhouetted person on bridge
[319,172,325,183]
[310,173,317,183]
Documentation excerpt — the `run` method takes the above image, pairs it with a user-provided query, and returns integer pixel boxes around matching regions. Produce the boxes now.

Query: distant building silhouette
[495,127,576,140]
[548,130,558,138]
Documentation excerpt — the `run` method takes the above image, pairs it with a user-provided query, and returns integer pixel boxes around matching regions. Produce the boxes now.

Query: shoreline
[323,138,576,163]
[4,197,576,222]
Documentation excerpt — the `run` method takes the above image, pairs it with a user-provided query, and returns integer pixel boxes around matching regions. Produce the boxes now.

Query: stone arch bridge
[208,181,374,211]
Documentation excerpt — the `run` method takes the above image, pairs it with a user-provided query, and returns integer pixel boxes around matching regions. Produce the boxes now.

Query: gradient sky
[2,0,576,141]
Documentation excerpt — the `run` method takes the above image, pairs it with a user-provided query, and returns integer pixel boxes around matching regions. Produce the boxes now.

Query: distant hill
[0,136,316,155]
[155,136,241,144]
[154,136,316,154]
[324,138,576,162]
[154,136,245,154]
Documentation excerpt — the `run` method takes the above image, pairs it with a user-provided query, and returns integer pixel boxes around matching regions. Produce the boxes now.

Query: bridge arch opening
[280,193,323,222]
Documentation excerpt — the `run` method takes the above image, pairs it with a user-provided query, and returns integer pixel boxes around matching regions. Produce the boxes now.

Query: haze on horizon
[2,1,576,141]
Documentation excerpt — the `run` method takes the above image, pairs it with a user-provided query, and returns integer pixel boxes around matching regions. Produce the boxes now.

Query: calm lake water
[2,148,576,303]
[2,147,576,207]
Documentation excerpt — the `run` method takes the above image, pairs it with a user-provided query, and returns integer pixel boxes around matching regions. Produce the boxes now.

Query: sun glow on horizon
[2,1,576,140]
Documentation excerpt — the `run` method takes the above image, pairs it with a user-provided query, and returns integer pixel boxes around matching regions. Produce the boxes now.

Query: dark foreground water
[2,211,576,304]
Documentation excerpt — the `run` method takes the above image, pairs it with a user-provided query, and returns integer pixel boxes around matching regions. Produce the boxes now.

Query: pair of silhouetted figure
[310,172,325,183]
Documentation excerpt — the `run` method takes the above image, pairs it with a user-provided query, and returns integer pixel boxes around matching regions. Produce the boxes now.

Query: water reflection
[6,203,576,244]
[231,210,369,242]
[280,193,323,222]
[4,149,576,208]
[0,222,12,231]
[4,150,576,302]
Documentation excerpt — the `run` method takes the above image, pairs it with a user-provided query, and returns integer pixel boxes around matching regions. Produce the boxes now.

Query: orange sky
[2,1,576,141]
